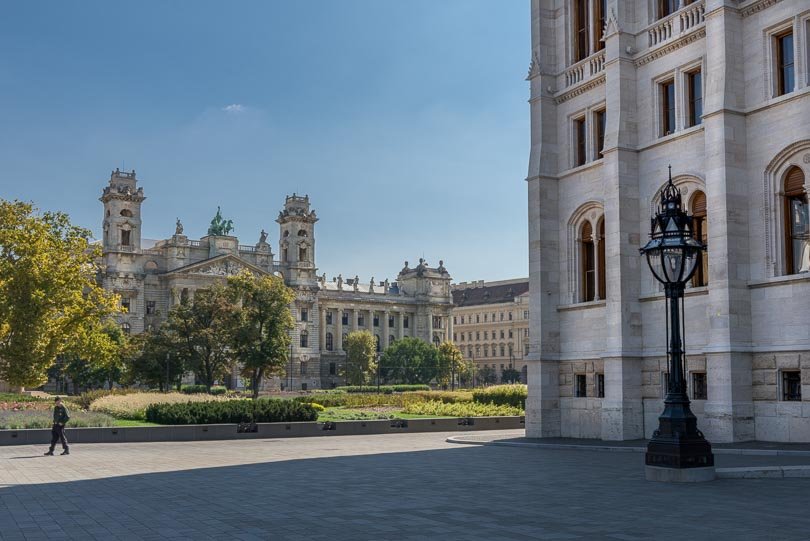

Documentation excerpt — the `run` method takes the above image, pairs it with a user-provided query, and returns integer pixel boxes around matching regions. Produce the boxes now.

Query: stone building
[100,169,454,390]
[451,279,530,383]
[525,0,810,442]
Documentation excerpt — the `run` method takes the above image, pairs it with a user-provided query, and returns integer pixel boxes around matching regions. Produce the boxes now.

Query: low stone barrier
[0,416,525,446]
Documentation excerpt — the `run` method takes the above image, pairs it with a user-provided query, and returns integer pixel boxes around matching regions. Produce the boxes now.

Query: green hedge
[336,384,430,394]
[472,384,527,409]
[180,385,227,395]
[145,398,318,425]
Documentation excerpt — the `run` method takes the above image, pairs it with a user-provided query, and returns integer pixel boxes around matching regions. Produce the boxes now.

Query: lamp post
[288,340,294,392]
[640,167,714,482]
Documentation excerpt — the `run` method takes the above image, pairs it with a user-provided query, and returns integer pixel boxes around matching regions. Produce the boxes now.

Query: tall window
[658,0,678,18]
[121,322,131,335]
[120,229,131,246]
[597,218,606,300]
[358,315,365,327]
[574,0,589,62]
[594,109,606,160]
[784,167,809,274]
[121,297,131,313]
[299,246,307,261]
[146,300,156,315]
[581,221,596,302]
[341,312,349,325]
[691,190,708,286]
[300,308,308,322]
[326,311,333,325]
[574,117,587,166]
[326,333,333,351]
[375,335,381,352]
[373,315,379,327]
[775,31,794,97]
[300,331,308,348]
[686,69,703,127]
[388,315,394,328]
[660,80,675,136]
[404,316,409,329]
[594,0,606,52]
[596,374,605,398]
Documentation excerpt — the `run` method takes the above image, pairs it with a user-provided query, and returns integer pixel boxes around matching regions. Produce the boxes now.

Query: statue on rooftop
[175,218,184,235]
[208,206,234,236]
[259,229,268,243]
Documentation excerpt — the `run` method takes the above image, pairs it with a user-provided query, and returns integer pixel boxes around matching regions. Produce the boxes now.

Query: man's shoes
[44,451,54,456]
[60,449,69,455]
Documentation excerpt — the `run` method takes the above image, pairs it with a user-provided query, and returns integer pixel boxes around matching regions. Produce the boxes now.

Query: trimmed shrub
[295,390,472,409]
[335,384,430,394]
[472,384,527,409]
[403,400,522,417]
[308,403,326,412]
[90,392,234,420]
[145,399,318,425]
[180,385,209,394]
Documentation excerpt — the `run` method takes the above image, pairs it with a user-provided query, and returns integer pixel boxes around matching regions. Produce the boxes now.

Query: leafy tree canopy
[0,200,119,388]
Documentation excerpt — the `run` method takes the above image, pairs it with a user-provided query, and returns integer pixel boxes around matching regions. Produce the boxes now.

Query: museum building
[100,169,454,390]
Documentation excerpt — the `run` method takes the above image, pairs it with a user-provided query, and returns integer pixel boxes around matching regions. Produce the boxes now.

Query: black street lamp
[640,167,714,482]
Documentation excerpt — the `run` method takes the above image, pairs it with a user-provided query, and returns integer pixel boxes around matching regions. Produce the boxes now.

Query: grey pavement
[0,430,808,540]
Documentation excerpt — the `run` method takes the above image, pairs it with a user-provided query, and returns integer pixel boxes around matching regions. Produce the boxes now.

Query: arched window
[300,330,308,348]
[299,246,307,261]
[297,229,308,237]
[326,332,333,351]
[691,190,708,286]
[581,222,596,301]
[597,218,606,299]
[784,166,809,274]
[120,209,133,217]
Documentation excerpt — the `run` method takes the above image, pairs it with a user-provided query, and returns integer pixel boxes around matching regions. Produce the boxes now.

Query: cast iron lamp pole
[640,167,714,481]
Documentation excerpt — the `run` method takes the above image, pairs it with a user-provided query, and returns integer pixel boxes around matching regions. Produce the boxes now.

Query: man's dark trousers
[49,424,68,452]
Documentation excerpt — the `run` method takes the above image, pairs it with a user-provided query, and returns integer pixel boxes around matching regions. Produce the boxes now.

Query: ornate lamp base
[645,397,715,483]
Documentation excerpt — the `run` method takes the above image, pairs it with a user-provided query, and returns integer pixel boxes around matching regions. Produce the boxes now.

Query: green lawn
[112,419,163,427]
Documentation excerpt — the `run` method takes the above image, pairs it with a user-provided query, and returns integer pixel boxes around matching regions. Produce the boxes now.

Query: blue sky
[0,1,529,283]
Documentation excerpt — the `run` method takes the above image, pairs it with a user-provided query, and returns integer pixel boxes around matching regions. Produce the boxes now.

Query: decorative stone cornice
[635,27,706,67]
[525,51,541,81]
[740,0,781,18]
[554,75,605,104]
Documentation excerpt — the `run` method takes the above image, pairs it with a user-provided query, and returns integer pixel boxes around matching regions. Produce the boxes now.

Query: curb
[446,436,810,480]
[445,436,810,457]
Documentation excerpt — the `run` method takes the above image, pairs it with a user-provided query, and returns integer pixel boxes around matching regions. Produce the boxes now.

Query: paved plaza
[1,430,809,540]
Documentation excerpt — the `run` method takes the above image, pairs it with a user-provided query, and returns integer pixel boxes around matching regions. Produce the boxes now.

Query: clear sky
[0,1,530,284]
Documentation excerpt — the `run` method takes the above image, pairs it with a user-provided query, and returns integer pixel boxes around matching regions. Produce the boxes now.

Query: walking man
[44,397,70,456]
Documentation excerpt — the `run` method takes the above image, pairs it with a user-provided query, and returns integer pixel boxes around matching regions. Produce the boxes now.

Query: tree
[477,366,498,386]
[501,367,522,384]
[227,272,295,399]
[125,330,187,391]
[379,337,439,385]
[0,200,119,388]
[343,330,377,386]
[436,341,465,389]
[61,320,130,391]
[457,360,476,388]
[165,284,237,391]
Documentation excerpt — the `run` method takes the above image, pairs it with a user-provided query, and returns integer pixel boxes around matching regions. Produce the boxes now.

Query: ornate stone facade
[100,169,453,390]
[526,0,810,442]
[451,279,530,383]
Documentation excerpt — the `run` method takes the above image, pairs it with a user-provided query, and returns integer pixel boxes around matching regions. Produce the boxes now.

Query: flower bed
[472,384,527,409]
[402,400,522,417]
[0,410,117,429]
[89,392,235,421]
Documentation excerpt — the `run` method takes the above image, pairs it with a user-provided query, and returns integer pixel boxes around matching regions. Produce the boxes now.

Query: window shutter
[692,190,707,216]
[785,167,805,195]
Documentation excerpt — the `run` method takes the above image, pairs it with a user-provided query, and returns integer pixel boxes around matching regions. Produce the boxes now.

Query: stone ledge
[0,416,525,446]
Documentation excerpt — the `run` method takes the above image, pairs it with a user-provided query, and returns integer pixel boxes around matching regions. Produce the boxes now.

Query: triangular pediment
[165,254,268,277]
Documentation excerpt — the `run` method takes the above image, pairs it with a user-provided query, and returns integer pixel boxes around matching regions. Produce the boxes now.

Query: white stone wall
[527,0,810,442]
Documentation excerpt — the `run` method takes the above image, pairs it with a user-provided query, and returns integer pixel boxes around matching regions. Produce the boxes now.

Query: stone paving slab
[0,430,808,540]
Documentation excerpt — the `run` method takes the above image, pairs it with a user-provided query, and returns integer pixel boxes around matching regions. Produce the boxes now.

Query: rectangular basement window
[782,370,802,401]
[575,374,587,397]
[691,372,707,400]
